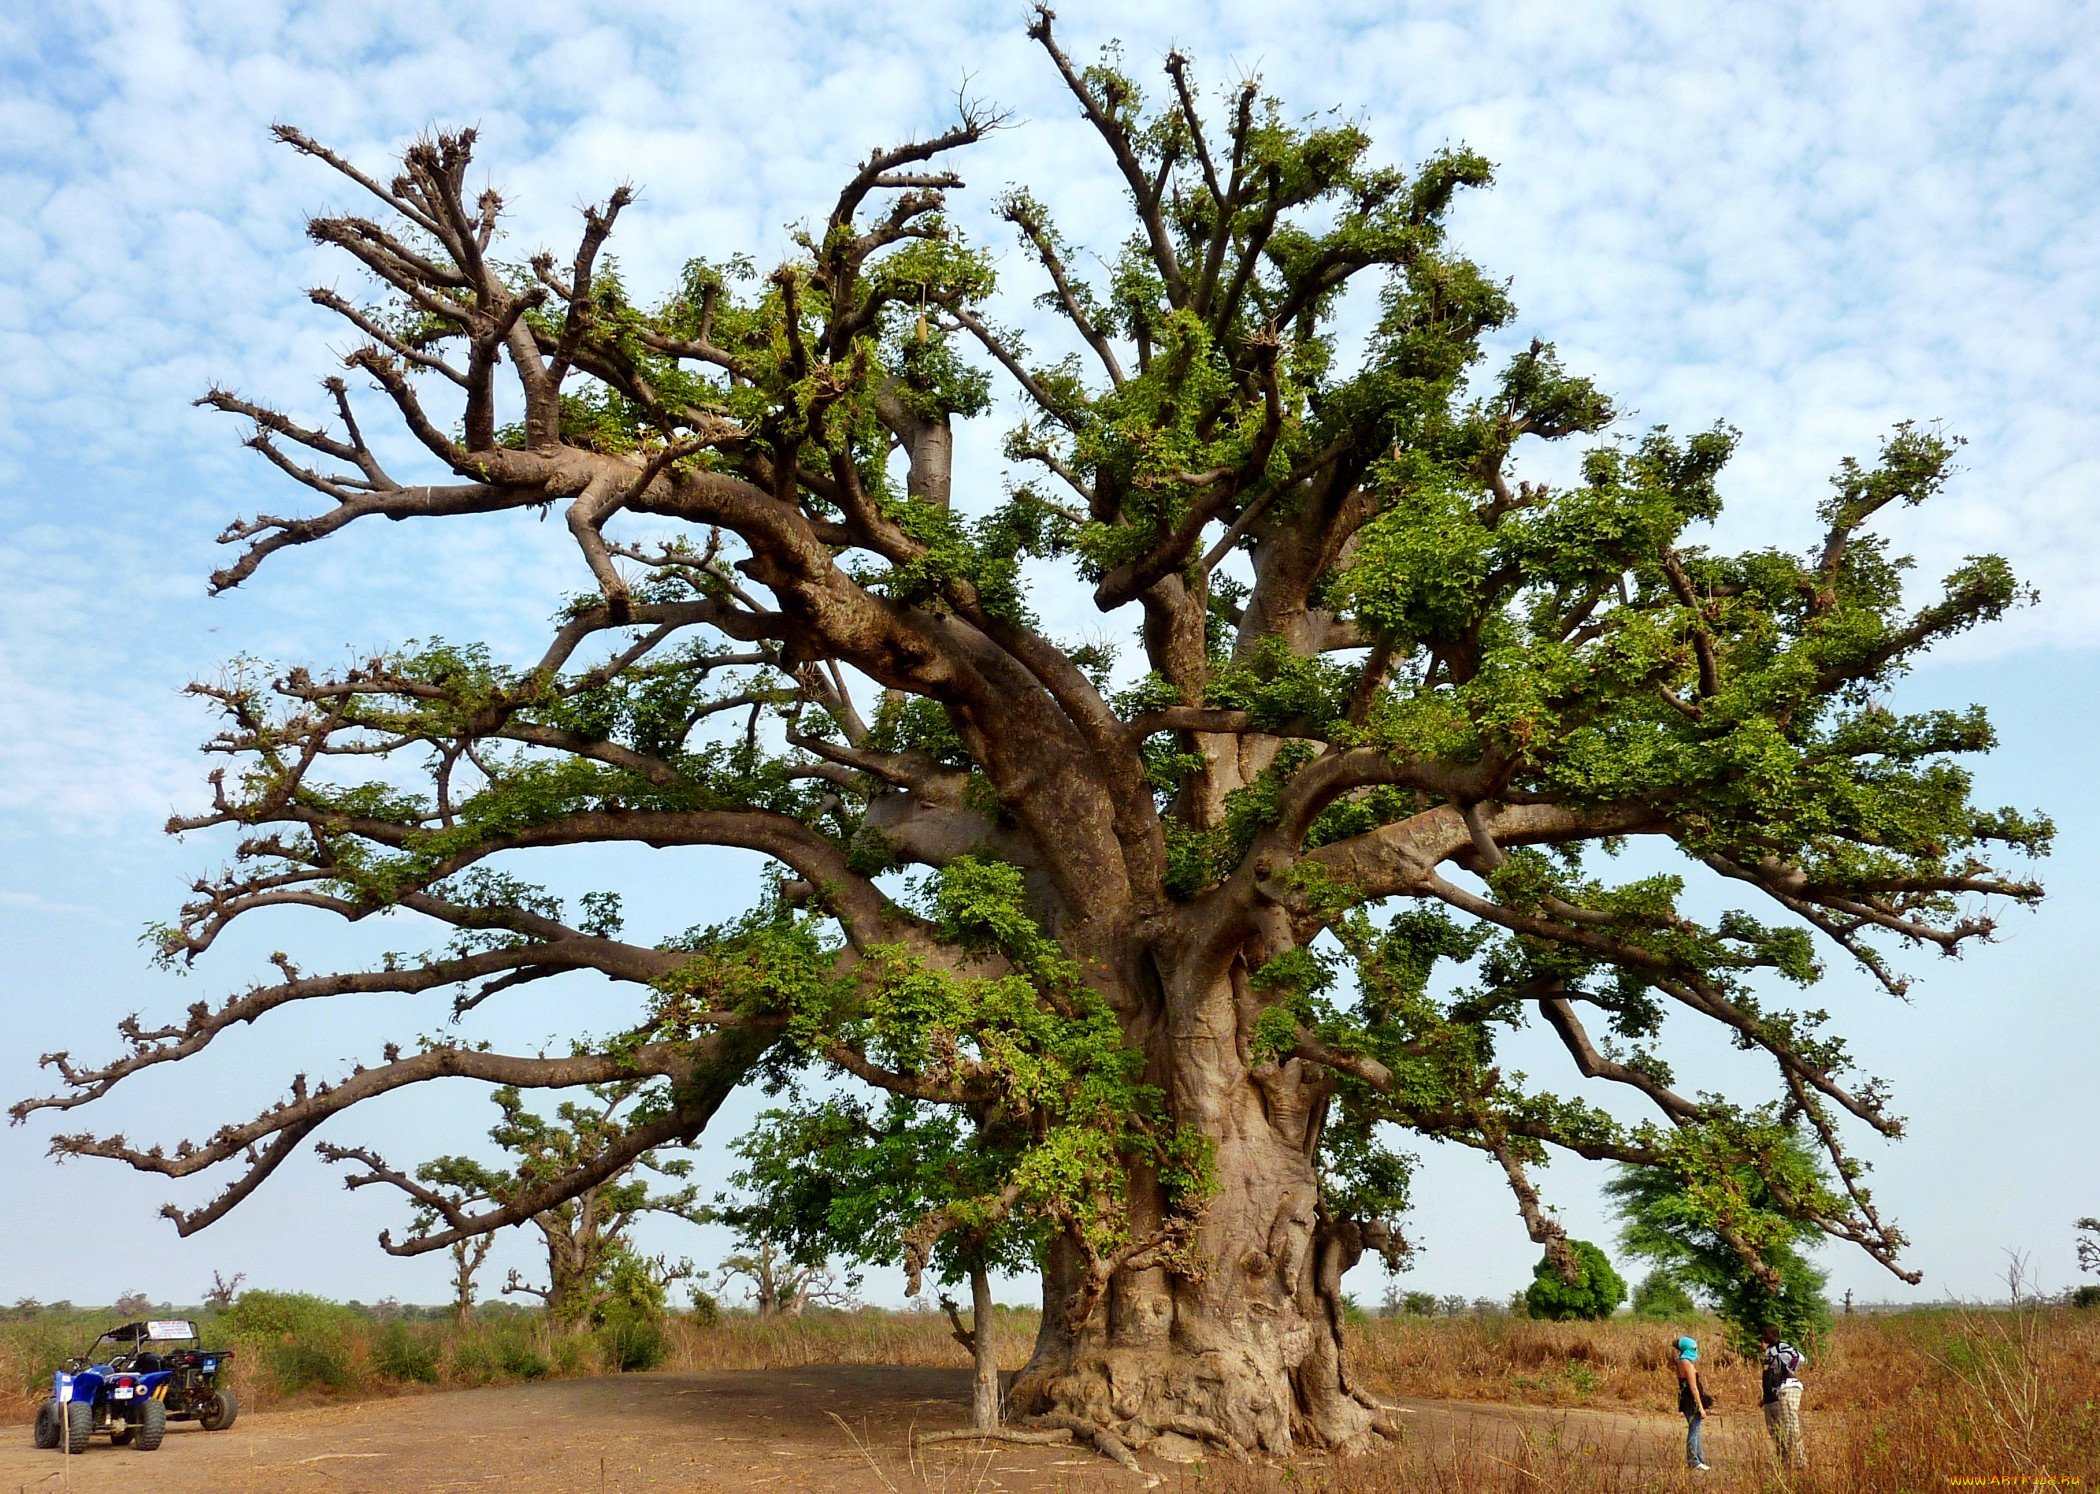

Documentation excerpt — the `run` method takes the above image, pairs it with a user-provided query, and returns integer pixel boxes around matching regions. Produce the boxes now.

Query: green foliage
[372,1322,442,1383]
[689,1288,721,1329]
[220,1290,357,1341]
[713,858,1210,1298]
[1608,1133,1836,1351]
[1524,1239,1628,1321]
[1630,1270,1699,1322]
[221,1291,361,1394]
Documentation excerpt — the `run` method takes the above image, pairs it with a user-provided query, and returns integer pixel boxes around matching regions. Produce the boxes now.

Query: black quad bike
[30,1319,237,1453]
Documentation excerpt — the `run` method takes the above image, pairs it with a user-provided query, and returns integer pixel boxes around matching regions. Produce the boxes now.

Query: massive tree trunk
[1008,967,1377,1456]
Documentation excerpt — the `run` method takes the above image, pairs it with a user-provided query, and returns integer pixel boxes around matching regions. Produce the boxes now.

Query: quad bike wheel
[64,1400,93,1454]
[134,1400,166,1451]
[199,1389,238,1431]
[32,1401,60,1449]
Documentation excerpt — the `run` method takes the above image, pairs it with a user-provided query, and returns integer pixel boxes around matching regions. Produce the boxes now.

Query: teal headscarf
[1676,1336,1699,1361]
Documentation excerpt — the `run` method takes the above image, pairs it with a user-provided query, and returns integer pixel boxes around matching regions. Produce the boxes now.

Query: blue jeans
[1684,1411,1705,1467]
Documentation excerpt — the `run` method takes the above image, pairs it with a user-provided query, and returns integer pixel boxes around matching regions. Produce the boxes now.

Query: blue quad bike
[30,1319,238,1453]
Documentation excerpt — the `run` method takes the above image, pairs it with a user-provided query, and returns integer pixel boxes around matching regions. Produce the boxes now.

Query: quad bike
[30,1319,237,1453]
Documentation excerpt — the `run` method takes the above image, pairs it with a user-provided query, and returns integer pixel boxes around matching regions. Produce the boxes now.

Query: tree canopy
[15,6,2047,1456]
[1607,1137,1836,1349]
[1523,1237,1626,1321]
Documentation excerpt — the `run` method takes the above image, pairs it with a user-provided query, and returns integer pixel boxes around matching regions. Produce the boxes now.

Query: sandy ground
[2,1366,1771,1492]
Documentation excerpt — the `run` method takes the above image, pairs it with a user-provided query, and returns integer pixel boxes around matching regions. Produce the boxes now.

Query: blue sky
[2,0,2095,1312]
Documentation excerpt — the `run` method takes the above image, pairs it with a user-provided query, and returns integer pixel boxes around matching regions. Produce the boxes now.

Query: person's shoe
[1690,1463,1712,1472]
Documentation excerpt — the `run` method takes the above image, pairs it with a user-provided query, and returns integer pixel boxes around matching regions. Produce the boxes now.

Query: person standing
[1673,1335,1713,1471]
[1759,1324,1807,1467]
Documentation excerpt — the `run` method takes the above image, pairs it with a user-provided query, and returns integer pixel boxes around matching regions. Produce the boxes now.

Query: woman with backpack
[1672,1335,1714,1471]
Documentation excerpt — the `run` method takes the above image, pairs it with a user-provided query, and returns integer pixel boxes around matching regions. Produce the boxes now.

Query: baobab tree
[16,9,2047,1458]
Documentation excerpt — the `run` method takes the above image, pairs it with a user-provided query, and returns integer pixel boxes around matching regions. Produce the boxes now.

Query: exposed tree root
[912,1425,1075,1448]
[1041,1412,1147,1474]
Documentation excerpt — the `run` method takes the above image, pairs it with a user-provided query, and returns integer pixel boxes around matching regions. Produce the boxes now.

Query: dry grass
[658,1304,1039,1374]
[6,1299,2095,1489]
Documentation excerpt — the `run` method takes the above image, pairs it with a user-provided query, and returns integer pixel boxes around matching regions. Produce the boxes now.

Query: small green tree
[1629,1269,1698,1321]
[710,1086,1043,1431]
[1607,1132,1835,1350]
[1523,1238,1626,1320]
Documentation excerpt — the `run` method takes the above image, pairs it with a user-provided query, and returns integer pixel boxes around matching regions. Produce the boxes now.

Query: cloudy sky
[2,0,2095,1313]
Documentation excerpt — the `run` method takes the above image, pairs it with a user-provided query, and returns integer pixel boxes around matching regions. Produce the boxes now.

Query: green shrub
[223,1290,360,1395]
[1525,1240,1628,1322]
[690,1289,721,1329]
[2069,1285,2100,1309]
[549,1330,599,1377]
[592,1248,668,1371]
[598,1317,666,1371]
[7,1321,78,1396]
[1630,1270,1699,1321]
[372,1323,441,1384]
[264,1337,356,1393]
[221,1290,355,1340]
[494,1329,550,1380]
[449,1334,499,1386]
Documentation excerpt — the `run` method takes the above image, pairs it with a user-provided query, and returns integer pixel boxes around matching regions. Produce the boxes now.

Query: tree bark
[969,1258,1001,1432]
[1007,971,1375,1455]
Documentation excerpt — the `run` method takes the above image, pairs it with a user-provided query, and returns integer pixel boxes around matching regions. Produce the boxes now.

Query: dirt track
[2,1365,1767,1491]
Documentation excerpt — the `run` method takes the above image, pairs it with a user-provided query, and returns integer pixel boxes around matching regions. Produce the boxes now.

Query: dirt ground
[1,1365,1769,1492]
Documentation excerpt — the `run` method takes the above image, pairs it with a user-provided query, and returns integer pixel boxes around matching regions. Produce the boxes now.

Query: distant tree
[203,1270,246,1310]
[112,1290,153,1318]
[2074,1218,2100,1307]
[712,1237,859,1317]
[1524,1238,1626,1321]
[5,1298,41,1322]
[1400,1291,1437,1317]
[321,1083,706,1325]
[1439,1294,1469,1317]
[1607,1134,1835,1351]
[1629,1270,1698,1321]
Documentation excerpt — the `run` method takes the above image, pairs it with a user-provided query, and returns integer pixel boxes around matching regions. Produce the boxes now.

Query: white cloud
[0,0,2092,834]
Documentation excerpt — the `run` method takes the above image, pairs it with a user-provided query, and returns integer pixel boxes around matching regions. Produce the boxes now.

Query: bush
[2070,1284,2100,1309]
[222,1290,360,1395]
[549,1331,600,1377]
[1630,1271,1698,1321]
[221,1290,356,1340]
[449,1334,499,1386]
[265,1338,357,1393]
[690,1289,721,1329]
[494,1329,550,1380]
[1525,1240,1628,1322]
[593,1248,668,1371]
[7,1321,77,1397]
[598,1317,666,1371]
[372,1323,441,1384]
